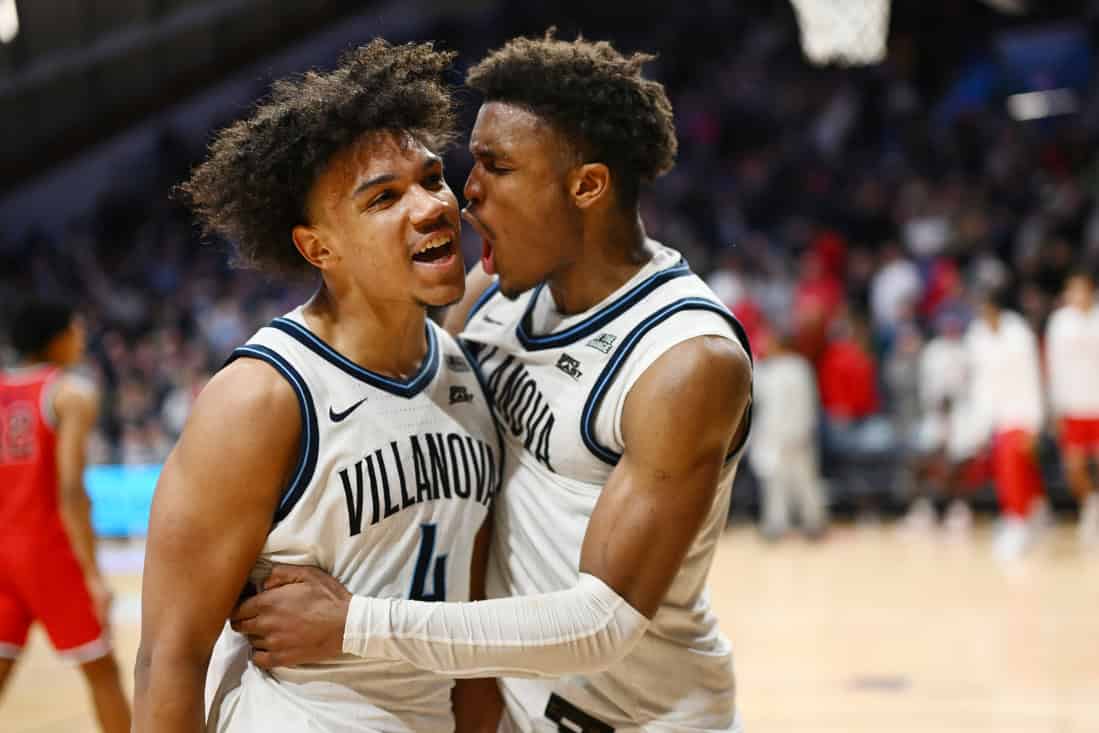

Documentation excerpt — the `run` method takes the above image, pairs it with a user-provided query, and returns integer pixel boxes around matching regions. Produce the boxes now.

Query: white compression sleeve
[342,572,649,679]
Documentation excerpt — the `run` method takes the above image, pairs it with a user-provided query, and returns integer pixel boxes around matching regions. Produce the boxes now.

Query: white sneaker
[994,518,1030,562]
[902,497,936,533]
[1079,494,1099,548]
[761,523,787,542]
[1029,496,1054,536]
[944,499,972,535]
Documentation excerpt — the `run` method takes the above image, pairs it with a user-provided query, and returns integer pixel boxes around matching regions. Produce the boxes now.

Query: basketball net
[789,0,891,67]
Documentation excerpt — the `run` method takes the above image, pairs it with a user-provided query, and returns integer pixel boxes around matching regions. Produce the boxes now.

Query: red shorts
[1060,417,1099,453]
[956,449,992,490]
[0,533,107,662]
[992,429,1044,518]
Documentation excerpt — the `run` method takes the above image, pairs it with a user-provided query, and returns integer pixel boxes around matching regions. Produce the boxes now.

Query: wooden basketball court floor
[4,522,1097,732]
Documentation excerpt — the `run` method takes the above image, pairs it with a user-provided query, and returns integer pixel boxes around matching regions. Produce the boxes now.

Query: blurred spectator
[819,310,883,422]
[966,288,1047,560]
[819,309,896,519]
[920,258,971,325]
[884,321,924,501]
[749,328,827,540]
[793,247,844,365]
[1045,269,1099,546]
[707,251,768,359]
[899,180,952,260]
[160,366,210,439]
[903,312,983,532]
[870,243,922,348]
[199,297,251,362]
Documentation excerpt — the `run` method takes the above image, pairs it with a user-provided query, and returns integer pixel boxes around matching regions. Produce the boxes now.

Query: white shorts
[497,702,745,733]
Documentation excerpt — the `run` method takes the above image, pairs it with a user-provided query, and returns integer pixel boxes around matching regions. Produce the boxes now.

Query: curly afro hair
[466,31,676,209]
[180,39,457,276]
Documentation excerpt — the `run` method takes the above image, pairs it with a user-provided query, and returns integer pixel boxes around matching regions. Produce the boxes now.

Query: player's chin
[497,271,539,301]
[419,285,465,309]
[414,274,466,308]
[411,253,466,304]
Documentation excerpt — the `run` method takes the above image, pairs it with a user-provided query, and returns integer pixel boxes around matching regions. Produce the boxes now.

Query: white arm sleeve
[342,572,649,679]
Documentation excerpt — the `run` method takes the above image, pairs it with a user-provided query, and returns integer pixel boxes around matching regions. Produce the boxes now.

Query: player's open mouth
[481,239,496,275]
[412,233,455,264]
[460,208,496,275]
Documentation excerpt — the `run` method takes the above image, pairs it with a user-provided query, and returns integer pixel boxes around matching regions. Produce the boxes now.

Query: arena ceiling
[0,0,372,193]
[0,0,1089,196]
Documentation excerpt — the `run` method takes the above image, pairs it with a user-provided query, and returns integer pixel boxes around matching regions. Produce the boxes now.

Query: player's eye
[369,190,395,207]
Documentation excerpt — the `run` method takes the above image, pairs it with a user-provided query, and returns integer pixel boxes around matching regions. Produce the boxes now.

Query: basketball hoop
[0,0,19,44]
[789,0,891,67]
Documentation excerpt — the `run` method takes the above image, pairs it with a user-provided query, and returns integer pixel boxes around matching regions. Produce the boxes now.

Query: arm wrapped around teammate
[343,572,649,678]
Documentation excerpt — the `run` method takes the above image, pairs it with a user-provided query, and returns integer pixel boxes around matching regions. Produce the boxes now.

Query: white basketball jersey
[462,244,751,732]
[208,307,500,733]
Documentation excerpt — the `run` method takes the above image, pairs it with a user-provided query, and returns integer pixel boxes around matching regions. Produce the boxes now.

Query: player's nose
[463,168,483,206]
[409,185,451,228]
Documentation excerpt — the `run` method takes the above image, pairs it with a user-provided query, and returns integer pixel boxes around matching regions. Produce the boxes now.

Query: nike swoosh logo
[329,398,367,422]
[483,314,504,325]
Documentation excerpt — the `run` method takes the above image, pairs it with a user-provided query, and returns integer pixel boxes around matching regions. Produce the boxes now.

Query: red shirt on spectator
[728,297,766,360]
[792,248,845,365]
[818,339,881,419]
[811,230,847,281]
[794,276,844,324]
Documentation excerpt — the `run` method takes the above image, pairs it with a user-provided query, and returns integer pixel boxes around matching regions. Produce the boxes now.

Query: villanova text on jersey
[480,348,556,473]
[339,432,498,536]
[206,310,502,733]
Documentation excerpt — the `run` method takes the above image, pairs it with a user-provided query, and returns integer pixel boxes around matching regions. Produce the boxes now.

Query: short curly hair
[466,32,677,208]
[181,39,457,276]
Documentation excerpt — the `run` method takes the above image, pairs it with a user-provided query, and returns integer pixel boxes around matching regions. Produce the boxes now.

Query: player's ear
[292,225,336,270]
[569,162,611,210]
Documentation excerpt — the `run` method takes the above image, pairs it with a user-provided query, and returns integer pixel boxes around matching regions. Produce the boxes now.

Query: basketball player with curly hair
[134,40,502,732]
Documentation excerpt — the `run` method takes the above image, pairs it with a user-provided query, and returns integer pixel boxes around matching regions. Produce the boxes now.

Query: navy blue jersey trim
[226,345,320,525]
[465,281,502,327]
[268,318,439,398]
[456,338,506,502]
[580,298,753,467]
[516,260,691,351]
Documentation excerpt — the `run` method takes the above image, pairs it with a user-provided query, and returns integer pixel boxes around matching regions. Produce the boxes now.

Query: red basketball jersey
[0,366,107,657]
[0,366,66,540]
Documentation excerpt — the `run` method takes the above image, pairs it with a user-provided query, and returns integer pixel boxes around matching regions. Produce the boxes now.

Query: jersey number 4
[410,523,447,602]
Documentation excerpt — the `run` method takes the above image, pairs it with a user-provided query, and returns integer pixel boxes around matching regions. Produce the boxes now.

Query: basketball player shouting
[0,299,131,733]
[134,41,501,732]
[234,34,753,732]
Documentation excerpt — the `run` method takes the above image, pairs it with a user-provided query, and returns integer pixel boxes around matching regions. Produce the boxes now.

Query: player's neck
[301,286,429,380]
[546,212,652,316]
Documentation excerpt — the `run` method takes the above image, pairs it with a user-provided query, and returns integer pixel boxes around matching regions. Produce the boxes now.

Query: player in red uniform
[1047,270,1099,545]
[0,298,130,732]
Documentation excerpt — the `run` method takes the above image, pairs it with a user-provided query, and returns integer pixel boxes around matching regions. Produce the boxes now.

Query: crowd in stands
[2,3,1098,552]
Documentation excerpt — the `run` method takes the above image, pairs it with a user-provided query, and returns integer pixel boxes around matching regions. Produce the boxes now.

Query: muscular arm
[442,263,496,338]
[133,360,301,733]
[578,335,751,617]
[236,336,751,678]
